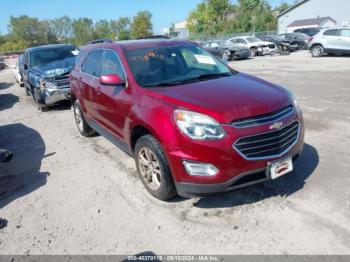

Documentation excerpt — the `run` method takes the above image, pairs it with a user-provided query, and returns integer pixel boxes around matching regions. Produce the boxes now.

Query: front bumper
[41,87,71,106]
[176,152,301,197]
[234,49,251,59]
[167,110,305,198]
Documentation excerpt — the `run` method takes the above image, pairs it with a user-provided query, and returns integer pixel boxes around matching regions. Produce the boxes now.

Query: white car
[309,27,350,57]
[14,54,24,87]
[227,36,277,56]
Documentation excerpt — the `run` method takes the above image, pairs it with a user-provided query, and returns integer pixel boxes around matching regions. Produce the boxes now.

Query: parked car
[14,54,25,86]
[294,28,321,37]
[278,33,310,50]
[258,35,292,54]
[309,27,350,57]
[87,38,113,45]
[227,36,277,56]
[202,40,251,61]
[22,44,79,111]
[70,39,304,200]
[0,58,8,70]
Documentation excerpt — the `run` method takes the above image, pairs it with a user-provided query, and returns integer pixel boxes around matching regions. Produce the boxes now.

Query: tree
[274,2,292,14]
[8,15,50,46]
[72,18,94,45]
[52,16,72,42]
[93,19,113,39]
[187,0,234,35]
[130,11,153,39]
[112,17,131,40]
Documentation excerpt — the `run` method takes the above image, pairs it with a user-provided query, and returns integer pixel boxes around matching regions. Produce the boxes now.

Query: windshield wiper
[179,72,232,84]
[142,73,232,88]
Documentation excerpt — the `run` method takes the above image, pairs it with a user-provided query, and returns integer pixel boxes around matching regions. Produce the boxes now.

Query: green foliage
[187,0,290,37]
[130,11,153,39]
[0,11,152,52]
[112,17,131,40]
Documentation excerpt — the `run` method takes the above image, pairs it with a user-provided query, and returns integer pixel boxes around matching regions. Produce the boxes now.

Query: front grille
[233,121,300,159]
[54,74,70,89]
[232,105,294,128]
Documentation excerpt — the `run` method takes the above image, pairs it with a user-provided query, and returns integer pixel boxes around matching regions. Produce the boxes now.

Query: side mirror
[100,74,125,86]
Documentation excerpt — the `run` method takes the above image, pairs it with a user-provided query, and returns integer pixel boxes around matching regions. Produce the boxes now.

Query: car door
[339,29,350,52]
[94,49,129,140]
[322,29,341,50]
[78,49,103,122]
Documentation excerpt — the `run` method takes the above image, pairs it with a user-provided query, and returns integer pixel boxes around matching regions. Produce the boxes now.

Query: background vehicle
[294,27,321,37]
[309,28,350,57]
[0,58,8,70]
[279,33,310,50]
[202,40,251,61]
[87,38,113,45]
[14,54,24,86]
[70,39,304,201]
[227,36,277,56]
[258,35,291,54]
[22,44,79,111]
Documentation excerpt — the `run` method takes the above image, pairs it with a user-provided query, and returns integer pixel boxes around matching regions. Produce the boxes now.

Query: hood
[145,73,291,124]
[32,56,76,77]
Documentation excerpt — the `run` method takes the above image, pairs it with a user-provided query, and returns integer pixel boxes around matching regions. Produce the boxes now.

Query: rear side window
[323,29,338,36]
[100,50,125,80]
[81,50,103,77]
[75,50,87,67]
[340,29,350,37]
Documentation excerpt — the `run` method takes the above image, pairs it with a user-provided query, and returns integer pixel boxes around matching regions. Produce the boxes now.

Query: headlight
[286,89,299,108]
[174,110,225,140]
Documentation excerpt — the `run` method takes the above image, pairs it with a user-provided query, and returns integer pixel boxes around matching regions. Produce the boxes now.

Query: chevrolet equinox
[70,39,305,200]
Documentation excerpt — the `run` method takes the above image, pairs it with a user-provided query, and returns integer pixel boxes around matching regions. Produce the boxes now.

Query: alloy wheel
[138,147,162,191]
[74,105,84,132]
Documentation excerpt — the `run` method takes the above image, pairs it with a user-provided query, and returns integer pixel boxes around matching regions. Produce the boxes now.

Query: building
[277,0,350,34]
[165,20,189,39]
[286,17,336,33]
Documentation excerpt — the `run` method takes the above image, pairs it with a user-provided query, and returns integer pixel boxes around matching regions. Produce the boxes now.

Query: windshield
[124,45,232,88]
[30,46,79,67]
[246,37,260,43]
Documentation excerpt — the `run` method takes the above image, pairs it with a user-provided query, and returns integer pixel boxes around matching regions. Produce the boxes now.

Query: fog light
[183,161,219,176]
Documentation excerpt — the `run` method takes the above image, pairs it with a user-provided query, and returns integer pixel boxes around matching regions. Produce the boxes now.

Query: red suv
[70,39,304,200]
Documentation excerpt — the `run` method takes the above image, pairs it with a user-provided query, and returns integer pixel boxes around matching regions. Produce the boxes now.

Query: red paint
[70,39,304,186]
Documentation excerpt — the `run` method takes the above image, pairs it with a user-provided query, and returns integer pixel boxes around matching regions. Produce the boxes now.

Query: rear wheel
[311,45,324,57]
[73,100,95,137]
[134,134,177,201]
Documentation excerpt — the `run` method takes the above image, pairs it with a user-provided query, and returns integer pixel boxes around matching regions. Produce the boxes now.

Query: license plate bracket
[268,156,293,180]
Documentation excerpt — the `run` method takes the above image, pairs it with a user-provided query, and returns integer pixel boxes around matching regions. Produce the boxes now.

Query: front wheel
[134,135,177,201]
[250,47,257,57]
[311,45,324,57]
[221,50,231,61]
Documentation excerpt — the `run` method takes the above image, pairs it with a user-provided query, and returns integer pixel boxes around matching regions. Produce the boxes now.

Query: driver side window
[100,50,125,80]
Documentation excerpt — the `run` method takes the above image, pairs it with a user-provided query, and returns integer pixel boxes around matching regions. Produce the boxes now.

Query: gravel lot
[0,51,349,255]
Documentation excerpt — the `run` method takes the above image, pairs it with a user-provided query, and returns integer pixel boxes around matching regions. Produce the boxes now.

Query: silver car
[309,28,350,57]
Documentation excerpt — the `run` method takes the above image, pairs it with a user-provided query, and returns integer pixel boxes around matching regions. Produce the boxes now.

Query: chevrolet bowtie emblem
[269,122,283,130]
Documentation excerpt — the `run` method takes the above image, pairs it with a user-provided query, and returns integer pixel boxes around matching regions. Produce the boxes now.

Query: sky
[0,0,293,35]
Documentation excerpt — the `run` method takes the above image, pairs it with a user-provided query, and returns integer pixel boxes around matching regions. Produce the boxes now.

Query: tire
[37,103,49,112]
[250,47,257,57]
[24,84,30,96]
[221,50,231,61]
[134,134,177,201]
[73,100,95,137]
[311,45,324,57]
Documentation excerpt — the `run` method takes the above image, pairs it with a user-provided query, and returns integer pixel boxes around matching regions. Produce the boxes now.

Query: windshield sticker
[71,50,79,56]
[194,55,216,65]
